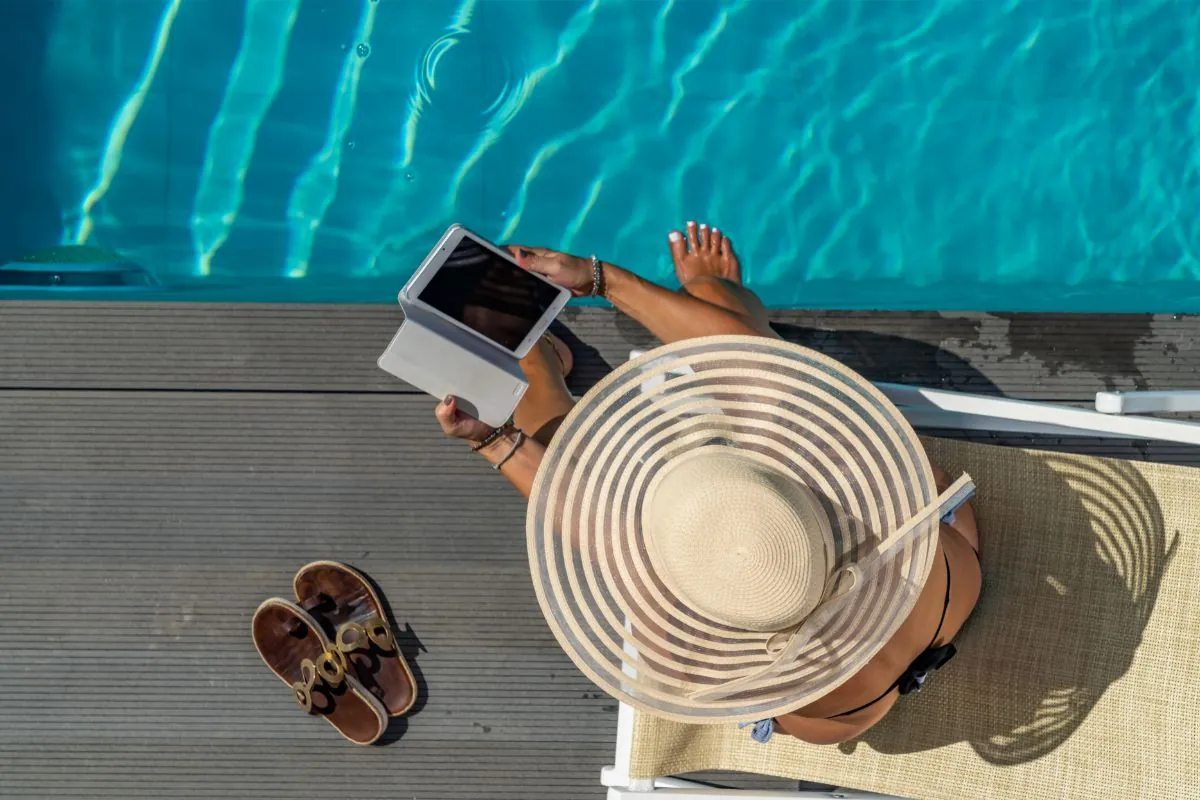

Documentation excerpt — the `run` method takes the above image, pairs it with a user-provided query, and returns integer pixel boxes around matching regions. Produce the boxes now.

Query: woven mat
[630,437,1197,799]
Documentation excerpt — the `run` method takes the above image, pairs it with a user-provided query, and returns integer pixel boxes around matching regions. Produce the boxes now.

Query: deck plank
[2,303,1199,399]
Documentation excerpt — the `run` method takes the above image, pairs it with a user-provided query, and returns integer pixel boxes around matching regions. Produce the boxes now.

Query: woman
[435,222,981,744]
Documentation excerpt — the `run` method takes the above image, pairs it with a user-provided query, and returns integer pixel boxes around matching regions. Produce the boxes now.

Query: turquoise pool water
[4,0,1200,310]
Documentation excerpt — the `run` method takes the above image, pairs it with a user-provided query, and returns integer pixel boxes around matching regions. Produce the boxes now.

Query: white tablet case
[377,297,531,428]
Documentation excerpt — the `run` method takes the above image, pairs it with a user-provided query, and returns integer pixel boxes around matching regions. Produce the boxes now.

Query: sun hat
[526,335,973,723]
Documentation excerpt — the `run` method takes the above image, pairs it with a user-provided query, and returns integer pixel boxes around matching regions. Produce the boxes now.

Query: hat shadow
[844,450,1177,765]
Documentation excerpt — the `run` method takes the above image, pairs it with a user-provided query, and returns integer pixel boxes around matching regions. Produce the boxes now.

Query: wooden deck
[1,302,1198,798]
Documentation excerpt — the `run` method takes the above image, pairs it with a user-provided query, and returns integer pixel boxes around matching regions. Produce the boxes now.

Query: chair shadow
[845,448,1178,765]
[343,565,430,746]
[552,314,1000,398]
[770,321,1002,394]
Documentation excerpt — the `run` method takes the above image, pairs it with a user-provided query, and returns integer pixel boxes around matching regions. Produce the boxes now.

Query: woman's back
[776,469,982,742]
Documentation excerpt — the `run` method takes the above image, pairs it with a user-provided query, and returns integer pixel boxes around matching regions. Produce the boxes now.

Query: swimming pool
[3,0,1199,311]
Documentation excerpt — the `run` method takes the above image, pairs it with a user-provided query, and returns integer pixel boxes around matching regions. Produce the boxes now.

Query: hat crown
[644,449,833,632]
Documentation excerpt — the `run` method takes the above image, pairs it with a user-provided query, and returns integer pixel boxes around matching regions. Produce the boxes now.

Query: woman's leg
[669,222,777,339]
[513,334,575,445]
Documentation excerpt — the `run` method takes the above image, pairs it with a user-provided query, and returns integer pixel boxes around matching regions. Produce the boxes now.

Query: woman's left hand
[507,245,594,296]
[435,395,496,443]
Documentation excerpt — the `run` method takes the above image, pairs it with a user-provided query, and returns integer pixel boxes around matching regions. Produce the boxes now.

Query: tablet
[401,225,571,358]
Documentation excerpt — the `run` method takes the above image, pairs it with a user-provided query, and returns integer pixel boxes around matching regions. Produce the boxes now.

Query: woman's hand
[435,395,495,443]
[507,245,594,296]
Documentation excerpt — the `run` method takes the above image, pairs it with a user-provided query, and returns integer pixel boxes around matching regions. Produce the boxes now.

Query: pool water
[4,0,1200,310]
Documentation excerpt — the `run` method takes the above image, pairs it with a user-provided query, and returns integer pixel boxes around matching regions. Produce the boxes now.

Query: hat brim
[527,335,938,722]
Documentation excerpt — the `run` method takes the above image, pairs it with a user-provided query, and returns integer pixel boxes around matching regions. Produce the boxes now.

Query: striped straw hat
[526,335,972,723]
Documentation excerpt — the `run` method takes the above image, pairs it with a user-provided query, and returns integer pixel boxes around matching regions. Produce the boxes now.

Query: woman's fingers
[506,245,555,277]
[505,244,590,295]
[435,395,459,433]
[437,395,472,436]
[507,245,555,265]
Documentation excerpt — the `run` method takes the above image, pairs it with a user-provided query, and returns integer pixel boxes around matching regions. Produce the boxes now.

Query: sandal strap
[335,615,396,654]
[291,648,347,712]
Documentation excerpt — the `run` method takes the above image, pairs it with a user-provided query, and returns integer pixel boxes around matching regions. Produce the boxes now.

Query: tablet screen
[416,237,563,352]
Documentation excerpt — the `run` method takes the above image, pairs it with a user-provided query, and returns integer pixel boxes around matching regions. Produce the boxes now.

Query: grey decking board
[0,742,611,799]
[2,302,1199,799]
[3,302,1199,399]
[0,387,615,797]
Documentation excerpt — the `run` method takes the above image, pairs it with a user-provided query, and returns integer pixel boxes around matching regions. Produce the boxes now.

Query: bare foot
[515,333,576,444]
[667,221,776,337]
[668,221,742,286]
[542,332,573,378]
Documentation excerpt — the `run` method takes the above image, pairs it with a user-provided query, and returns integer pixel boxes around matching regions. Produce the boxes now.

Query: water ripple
[445,0,600,211]
[415,31,525,129]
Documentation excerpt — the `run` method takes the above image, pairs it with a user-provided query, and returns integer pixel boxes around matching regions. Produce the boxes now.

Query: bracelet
[492,430,526,470]
[589,255,604,297]
[471,419,512,452]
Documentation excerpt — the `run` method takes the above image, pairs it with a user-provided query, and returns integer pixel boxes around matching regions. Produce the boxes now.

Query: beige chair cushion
[630,437,1198,799]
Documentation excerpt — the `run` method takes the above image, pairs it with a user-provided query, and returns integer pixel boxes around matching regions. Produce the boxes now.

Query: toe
[698,223,711,251]
[720,234,742,281]
[667,229,687,267]
[686,221,700,253]
[710,227,724,253]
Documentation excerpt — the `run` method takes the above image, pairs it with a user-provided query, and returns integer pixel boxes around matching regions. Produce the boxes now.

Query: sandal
[293,561,417,717]
[252,598,387,745]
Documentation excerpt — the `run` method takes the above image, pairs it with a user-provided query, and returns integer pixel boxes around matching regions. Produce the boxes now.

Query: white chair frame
[603,353,1200,798]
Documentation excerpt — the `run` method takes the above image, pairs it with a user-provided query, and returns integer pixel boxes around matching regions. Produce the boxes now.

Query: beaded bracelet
[589,255,604,297]
[471,419,512,452]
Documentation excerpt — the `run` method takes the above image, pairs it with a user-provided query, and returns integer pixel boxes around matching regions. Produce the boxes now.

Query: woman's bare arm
[472,429,547,499]
[506,246,771,345]
[435,395,546,499]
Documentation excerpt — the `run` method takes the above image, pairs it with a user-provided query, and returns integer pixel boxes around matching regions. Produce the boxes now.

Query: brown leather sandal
[293,561,417,717]
[251,598,388,745]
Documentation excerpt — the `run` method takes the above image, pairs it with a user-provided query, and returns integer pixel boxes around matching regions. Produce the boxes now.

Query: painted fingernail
[699,223,708,230]
[444,394,454,405]
[687,220,696,227]
[669,231,682,241]
[713,228,720,234]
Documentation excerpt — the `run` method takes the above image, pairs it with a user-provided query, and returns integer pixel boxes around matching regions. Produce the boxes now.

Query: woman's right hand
[507,246,594,296]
